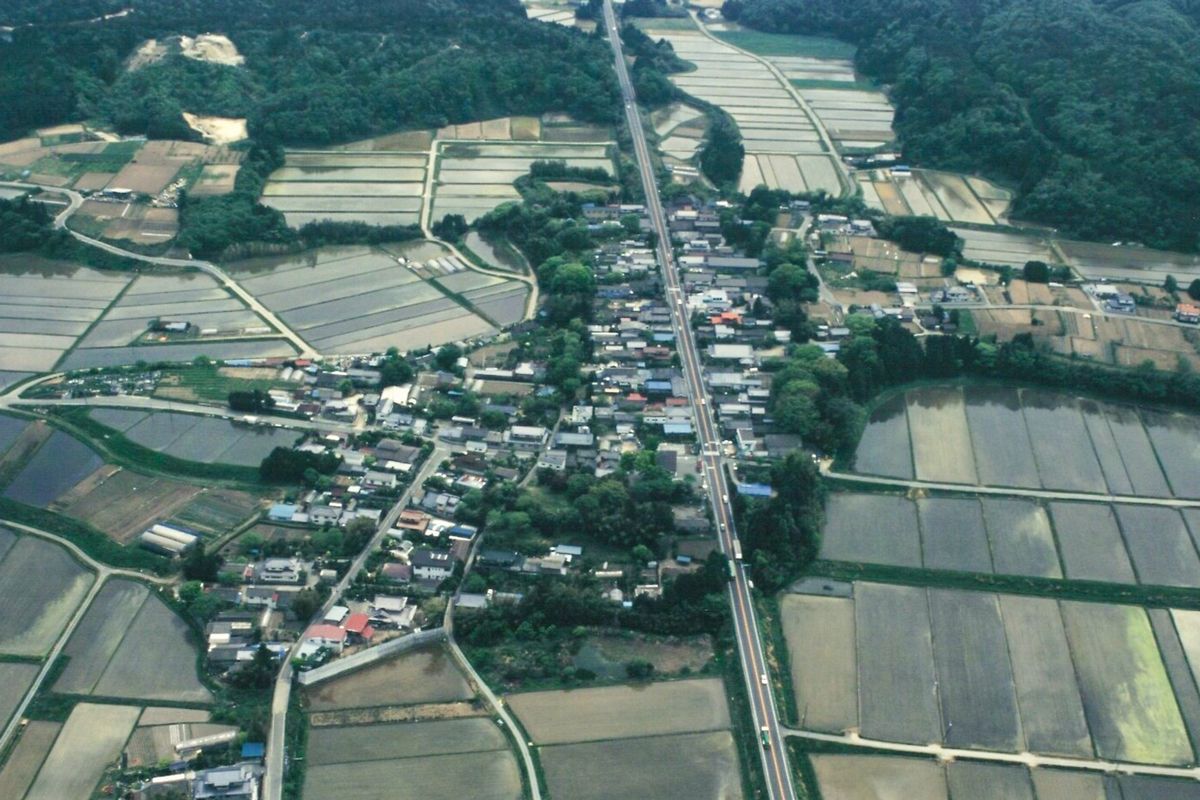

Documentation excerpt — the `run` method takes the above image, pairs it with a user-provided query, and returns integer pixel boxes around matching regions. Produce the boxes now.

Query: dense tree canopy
[725,0,1200,250]
[0,0,621,145]
[0,197,58,252]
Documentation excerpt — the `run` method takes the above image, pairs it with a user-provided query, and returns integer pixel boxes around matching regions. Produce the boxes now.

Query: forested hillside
[724,0,1200,251]
[0,0,621,145]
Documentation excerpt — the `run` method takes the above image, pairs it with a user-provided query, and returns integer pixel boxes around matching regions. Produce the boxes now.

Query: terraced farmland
[852,385,1200,498]
[856,169,1012,224]
[432,141,614,222]
[782,582,1199,766]
[641,21,844,196]
[230,244,528,353]
[261,150,429,228]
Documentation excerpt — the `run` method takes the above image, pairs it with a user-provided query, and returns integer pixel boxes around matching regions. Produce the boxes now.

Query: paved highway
[601,5,797,798]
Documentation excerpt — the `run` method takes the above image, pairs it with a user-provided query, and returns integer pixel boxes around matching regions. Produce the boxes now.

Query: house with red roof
[343,612,375,644]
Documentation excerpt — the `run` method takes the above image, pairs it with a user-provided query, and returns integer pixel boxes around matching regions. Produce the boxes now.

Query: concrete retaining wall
[296,628,447,686]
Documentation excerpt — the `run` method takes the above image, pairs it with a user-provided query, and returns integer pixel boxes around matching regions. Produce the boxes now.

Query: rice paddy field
[855,169,1012,224]
[53,578,211,702]
[77,272,271,350]
[852,384,1200,497]
[795,86,894,151]
[0,254,290,373]
[2,429,103,507]
[302,718,523,800]
[87,407,300,466]
[21,702,141,800]
[305,645,473,711]
[806,753,1200,800]
[641,22,844,196]
[0,722,61,800]
[432,141,614,222]
[1057,239,1200,284]
[0,532,93,657]
[821,490,1200,588]
[949,226,1059,268]
[541,731,743,800]
[230,244,527,353]
[509,678,742,800]
[261,150,429,228]
[782,582,1200,765]
[0,256,130,372]
[650,102,707,168]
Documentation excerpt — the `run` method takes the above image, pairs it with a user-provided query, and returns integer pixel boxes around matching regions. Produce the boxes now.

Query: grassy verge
[954,308,978,335]
[756,593,798,725]
[790,78,874,91]
[0,498,171,574]
[281,691,309,800]
[810,559,1200,610]
[712,30,855,59]
[496,697,544,800]
[47,407,263,485]
[24,655,73,722]
[720,641,768,800]
[630,16,696,31]
[153,362,293,404]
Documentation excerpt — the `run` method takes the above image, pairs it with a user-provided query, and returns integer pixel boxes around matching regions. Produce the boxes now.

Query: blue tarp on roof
[737,483,772,498]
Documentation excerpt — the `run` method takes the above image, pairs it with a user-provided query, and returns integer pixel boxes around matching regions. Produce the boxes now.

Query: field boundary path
[418,144,540,320]
[605,3,798,798]
[2,181,316,358]
[262,445,448,800]
[0,519,172,756]
[686,13,851,197]
[442,533,542,800]
[823,466,1200,508]
[783,726,1200,779]
[0,390,363,436]
[929,301,1200,331]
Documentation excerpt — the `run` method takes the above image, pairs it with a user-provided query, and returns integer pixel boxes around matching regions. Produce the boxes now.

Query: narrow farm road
[262,445,449,800]
[442,535,542,800]
[686,12,851,196]
[3,181,316,358]
[926,301,1200,331]
[0,519,172,756]
[783,727,1200,780]
[822,467,1200,508]
[1,391,362,435]
[415,146,540,320]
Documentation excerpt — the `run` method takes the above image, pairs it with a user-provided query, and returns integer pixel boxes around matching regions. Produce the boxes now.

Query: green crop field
[714,30,856,60]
